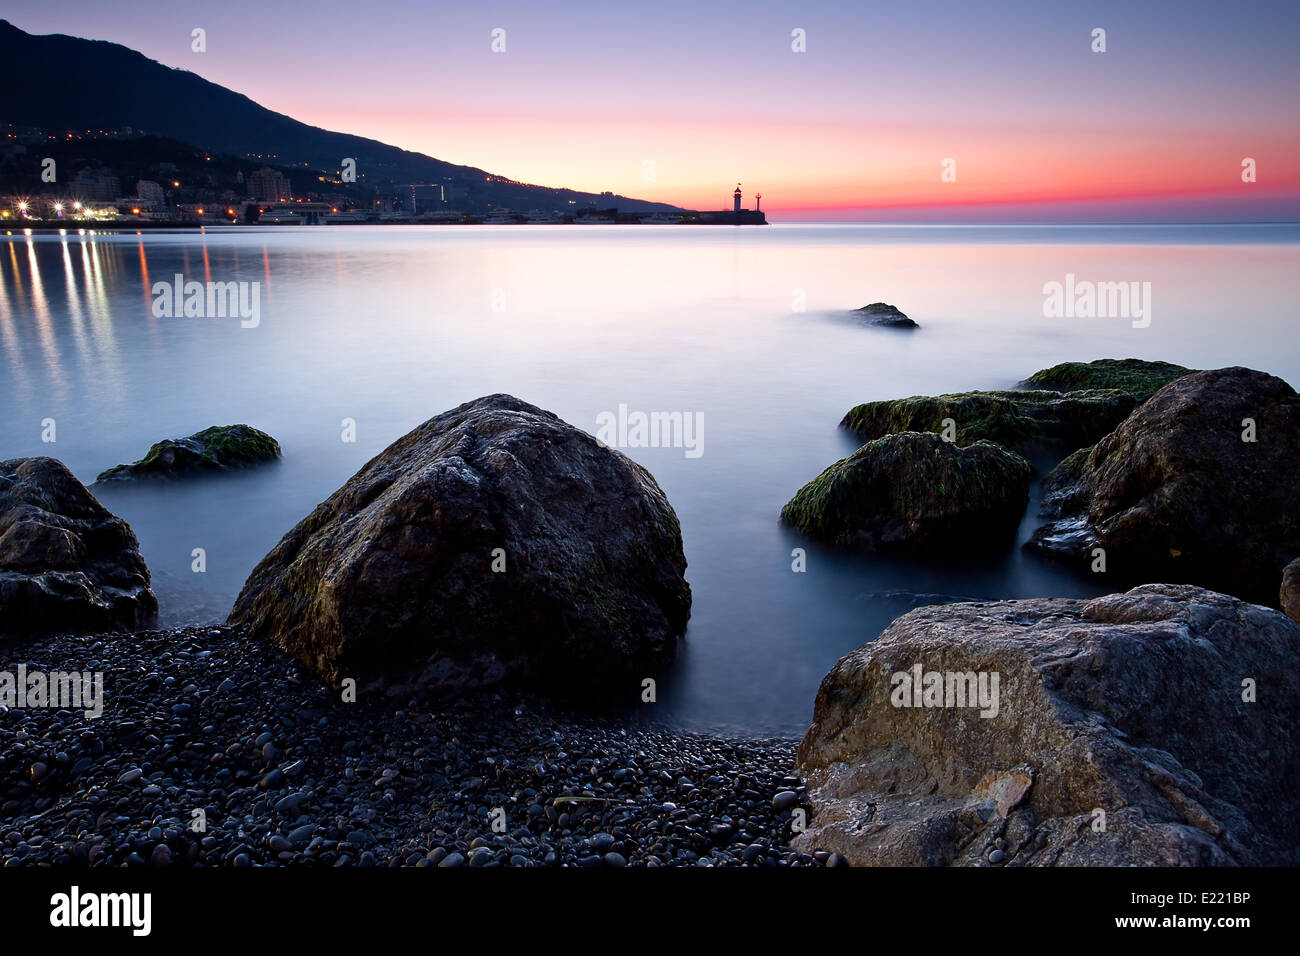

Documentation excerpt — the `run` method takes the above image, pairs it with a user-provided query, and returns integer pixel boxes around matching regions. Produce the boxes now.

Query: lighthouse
[733,184,742,213]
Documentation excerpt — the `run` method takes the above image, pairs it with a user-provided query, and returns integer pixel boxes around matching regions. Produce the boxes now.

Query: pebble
[772,791,800,811]
[0,623,822,870]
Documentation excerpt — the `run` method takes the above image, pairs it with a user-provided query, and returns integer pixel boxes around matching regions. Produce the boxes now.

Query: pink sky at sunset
[6,0,1300,220]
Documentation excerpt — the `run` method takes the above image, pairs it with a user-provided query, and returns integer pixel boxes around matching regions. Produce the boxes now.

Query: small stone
[772,791,799,811]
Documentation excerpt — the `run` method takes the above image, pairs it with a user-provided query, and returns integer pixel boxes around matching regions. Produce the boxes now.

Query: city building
[70,167,122,202]
[248,166,292,203]
[136,180,165,204]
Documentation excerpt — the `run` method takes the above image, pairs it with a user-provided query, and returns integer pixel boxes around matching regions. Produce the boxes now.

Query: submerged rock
[0,457,157,638]
[96,424,280,482]
[1021,358,1193,403]
[780,432,1031,557]
[228,394,691,700]
[841,388,1134,455]
[1027,367,1300,604]
[794,584,1300,866]
[852,302,918,329]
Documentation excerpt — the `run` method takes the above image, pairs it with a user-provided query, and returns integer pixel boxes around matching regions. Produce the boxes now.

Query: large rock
[794,584,1300,866]
[96,424,280,482]
[1021,358,1193,403]
[780,432,1031,557]
[0,457,157,638]
[1028,367,1300,604]
[228,395,691,699]
[841,388,1134,455]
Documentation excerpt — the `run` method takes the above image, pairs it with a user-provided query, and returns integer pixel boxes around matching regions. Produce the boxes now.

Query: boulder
[1021,358,1193,403]
[794,584,1300,866]
[0,457,157,638]
[96,424,280,482]
[841,388,1134,455]
[1282,558,1300,623]
[1036,445,1092,518]
[852,302,918,329]
[228,394,691,699]
[780,432,1031,557]
[1028,367,1300,604]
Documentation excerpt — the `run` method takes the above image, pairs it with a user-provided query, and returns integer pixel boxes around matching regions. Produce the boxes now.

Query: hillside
[0,19,684,215]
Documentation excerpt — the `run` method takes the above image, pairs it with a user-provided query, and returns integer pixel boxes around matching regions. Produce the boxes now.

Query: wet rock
[852,302,918,329]
[1020,358,1193,403]
[794,584,1300,866]
[0,457,157,639]
[1028,368,1300,604]
[96,424,281,482]
[229,394,691,701]
[841,389,1134,455]
[781,432,1031,557]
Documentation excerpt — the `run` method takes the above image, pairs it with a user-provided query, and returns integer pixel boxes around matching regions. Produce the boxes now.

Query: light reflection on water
[2,223,1298,734]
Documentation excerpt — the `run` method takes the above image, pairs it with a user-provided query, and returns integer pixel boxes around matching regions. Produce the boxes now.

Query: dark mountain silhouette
[0,19,684,215]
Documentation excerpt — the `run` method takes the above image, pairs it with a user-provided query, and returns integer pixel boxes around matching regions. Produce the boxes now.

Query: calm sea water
[2,223,1298,734]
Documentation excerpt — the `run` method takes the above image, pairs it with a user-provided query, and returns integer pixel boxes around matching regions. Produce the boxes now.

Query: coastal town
[1,124,766,226]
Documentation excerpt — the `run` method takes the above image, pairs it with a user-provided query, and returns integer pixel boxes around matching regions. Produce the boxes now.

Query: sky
[8,0,1300,220]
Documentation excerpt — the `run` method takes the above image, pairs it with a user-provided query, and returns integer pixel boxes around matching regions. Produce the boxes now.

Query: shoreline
[0,623,818,868]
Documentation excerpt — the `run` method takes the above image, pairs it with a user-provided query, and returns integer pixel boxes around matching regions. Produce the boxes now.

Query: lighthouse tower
[733,184,742,213]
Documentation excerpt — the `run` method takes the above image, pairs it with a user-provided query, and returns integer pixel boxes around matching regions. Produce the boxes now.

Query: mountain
[0,19,684,215]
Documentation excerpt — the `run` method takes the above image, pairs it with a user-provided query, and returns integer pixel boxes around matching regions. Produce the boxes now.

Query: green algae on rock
[1027,367,1300,605]
[1020,358,1193,403]
[840,388,1134,454]
[780,431,1032,557]
[96,424,281,482]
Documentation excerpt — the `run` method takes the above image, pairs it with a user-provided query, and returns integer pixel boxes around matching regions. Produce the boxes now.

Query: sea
[2,222,1298,734]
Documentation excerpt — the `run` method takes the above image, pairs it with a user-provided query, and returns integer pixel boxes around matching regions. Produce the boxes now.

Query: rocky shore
[1,623,820,868]
[5,357,1300,868]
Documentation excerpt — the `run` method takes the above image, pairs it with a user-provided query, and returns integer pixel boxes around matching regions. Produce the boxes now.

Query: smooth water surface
[3,223,1298,733]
